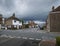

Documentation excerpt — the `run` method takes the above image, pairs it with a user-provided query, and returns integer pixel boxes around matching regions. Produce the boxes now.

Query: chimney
[0,14,2,18]
[12,13,15,17]
[52,6,55,11]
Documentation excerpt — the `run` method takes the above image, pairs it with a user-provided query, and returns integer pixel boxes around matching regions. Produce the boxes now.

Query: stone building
[46,6,60,32]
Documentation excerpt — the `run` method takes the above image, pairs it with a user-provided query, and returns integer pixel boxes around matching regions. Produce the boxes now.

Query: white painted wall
[12,20,22,26]
[2,18,4,24]
[0,24,1,29]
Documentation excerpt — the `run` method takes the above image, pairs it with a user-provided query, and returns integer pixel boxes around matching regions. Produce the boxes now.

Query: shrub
[25,24,29,28]
[56,36,60,46]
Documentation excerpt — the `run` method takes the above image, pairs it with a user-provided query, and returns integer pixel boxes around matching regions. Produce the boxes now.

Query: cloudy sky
[0,0,60,21]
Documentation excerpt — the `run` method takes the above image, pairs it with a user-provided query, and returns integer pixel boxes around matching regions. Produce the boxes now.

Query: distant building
[5,13,22,29]
[46,6,60,32]
[28,21,38,28]
[23,20,38,28]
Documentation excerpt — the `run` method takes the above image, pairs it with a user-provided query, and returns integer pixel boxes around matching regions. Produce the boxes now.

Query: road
[0,37,40,46]
[0,28,60,46]
[0,28,60,39]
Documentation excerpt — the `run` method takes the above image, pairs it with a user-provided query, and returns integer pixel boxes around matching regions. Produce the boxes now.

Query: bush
[56,36,60,46]
[25,24,29,28]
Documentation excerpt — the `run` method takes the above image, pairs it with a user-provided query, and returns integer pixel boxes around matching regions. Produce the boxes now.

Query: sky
[0,0,60,21]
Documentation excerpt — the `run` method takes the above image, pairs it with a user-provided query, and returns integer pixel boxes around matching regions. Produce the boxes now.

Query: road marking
[17,36,21,38]
[0,35,41,41]
[9,36,14,38]
[0,35,8,37]
[22,37,27,39]
[13,36,17,38]
[8,35,14,38]
[28,38,35,40]
[35,39,41,40]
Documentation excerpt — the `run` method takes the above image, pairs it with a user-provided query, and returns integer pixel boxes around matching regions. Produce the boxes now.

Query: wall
[50,12,60,32]
[5,19,12,26]
[46,14,50,32]
[12,20,22,26]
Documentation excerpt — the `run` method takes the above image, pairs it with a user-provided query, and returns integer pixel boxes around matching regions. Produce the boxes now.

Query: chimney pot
[13,13,15,17]
[52,6,55,11]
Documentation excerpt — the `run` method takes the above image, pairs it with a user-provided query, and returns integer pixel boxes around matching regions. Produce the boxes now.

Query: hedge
[56,36,60,46]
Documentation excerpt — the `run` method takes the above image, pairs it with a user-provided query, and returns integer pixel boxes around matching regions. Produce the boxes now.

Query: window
[14,20,16,22]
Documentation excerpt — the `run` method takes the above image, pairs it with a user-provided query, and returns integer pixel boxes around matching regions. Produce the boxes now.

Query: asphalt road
[0,37,40,46]
[0,28,60,40]
[0,28,60,46]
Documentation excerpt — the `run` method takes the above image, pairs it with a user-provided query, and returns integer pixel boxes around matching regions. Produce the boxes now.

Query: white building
[5,13,22,29]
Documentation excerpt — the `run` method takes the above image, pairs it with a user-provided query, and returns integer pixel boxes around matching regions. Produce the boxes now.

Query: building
[22,20,38,28]
[5,13,22,29]
[28,21,38,28]
[0,14,5,29]
[47,6,60,32]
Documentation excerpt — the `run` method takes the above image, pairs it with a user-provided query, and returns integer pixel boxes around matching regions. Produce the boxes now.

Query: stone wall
[50,12,60,32]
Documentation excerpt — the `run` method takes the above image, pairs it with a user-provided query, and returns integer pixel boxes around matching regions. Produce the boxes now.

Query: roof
[6,13,21,21]
[54,6,60,12]
[7,16,20,21]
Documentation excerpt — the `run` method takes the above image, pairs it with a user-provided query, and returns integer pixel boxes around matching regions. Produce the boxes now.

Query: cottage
[46,6,60,32]
[5,13,22,29]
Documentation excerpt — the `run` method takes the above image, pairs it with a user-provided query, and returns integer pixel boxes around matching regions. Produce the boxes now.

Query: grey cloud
[0,0,59,19]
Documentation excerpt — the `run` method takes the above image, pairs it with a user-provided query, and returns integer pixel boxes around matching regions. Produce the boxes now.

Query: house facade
[0,13,38,30]
[5,13,22,29]
[28,21,38,28]
[0,14,5,29]
[47,6,60,32]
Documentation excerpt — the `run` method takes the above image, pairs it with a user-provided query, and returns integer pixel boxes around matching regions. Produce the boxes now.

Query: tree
[21,19,24,25]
